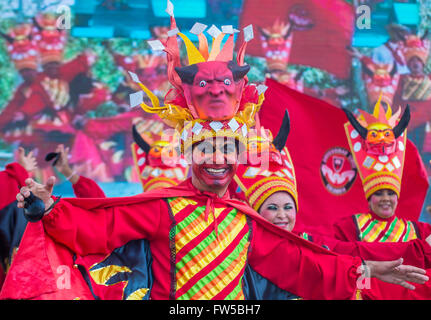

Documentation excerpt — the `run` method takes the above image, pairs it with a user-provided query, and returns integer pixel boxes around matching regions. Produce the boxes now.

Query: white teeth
[206,168,226,173]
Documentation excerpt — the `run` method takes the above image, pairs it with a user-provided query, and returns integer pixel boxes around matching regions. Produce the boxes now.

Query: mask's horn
[132,124,151,154]
[272,110,291,151]
[392,104,411,138]
[342,108,368,139]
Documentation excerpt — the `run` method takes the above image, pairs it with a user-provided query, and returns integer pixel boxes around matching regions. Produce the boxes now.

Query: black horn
[392,105,411,138]
[272,110,291,152]
[175,64,198,85]
[132,125,151,154]
[228,60,250,82]
[342,108,368,139]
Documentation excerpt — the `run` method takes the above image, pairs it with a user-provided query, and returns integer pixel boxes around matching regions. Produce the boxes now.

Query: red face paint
[191,138,238,192]
[183,61,244,120]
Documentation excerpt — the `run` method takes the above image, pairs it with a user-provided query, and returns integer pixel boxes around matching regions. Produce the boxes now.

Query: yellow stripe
[197,243,249,300]
[170,198,198,216]
[175,207,223,252]
[89,265,131,285]
[176,214,247,291]
[363,221,387,242]
[126,288,150,300]
[391,219,405,242]
[356,213,372,229]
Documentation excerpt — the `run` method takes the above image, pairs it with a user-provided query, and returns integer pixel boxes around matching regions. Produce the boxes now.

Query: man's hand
[16,176,56,213]
[365,258,429,290]
[54,144,79,184]
[17,147,38,172]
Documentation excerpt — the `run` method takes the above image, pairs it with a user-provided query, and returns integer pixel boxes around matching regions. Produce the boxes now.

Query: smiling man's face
[190,137,238,196]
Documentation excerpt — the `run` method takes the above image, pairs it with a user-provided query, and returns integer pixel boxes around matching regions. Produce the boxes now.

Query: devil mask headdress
[128,1,266,155]
[343,95,410,199]
[233,110,298,212]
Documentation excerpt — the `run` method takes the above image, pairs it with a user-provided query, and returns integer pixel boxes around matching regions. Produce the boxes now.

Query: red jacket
[1,179,363,300]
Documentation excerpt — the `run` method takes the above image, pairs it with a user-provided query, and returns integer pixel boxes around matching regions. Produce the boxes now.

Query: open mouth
[378,203,392,211]
[274,221,290,229]
[204,167,228,176]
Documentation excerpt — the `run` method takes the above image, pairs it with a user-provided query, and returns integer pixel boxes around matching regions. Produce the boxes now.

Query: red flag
[259,79,429,236]
[238,0,355,79]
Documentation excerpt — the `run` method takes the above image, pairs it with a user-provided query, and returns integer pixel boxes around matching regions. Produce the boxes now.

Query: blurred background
[0,0,430,221]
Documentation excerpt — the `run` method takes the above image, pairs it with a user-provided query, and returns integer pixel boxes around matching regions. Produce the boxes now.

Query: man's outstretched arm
[16,177,162,256]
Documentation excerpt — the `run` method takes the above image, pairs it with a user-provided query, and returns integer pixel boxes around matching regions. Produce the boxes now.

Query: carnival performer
[258,19,304,92]
[0,147,37,288]
[14,13,97,178]
[6,5,429,300]
[231,110,431,272]
[331,95,431,299]
[0,23,39,145]
[333,96,431,242]
[105,40,170,108]
[349,46,400,108]
[371,24,410,75]
[47,144,106,198]
[392,32,431,160]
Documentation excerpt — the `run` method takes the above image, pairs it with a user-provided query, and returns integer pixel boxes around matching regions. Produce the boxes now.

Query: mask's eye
[199,80,207,87]
[224,78,231,86]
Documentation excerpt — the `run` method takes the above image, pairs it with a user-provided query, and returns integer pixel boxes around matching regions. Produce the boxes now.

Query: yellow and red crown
[234,141,298,212]
[363,61,399,106]
[128,1,263,153]
[5,23,38,70]
[131,118,189,191]
[34,13,67,64]
[343,96,410,199]
[233,112,298,212]
[403,34,430,65]
[259,19,293,72]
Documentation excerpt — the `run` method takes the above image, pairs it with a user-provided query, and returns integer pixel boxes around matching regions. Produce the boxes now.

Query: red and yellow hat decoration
[3,23,38,70]
[131,118,189,191]
[343,95,410,199]
[34,12,67,65]
[128,0,265,154]
[233,111,298,212]
[403,34,430,65]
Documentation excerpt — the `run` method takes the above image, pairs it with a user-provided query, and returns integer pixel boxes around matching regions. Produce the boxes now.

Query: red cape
[1,180,342,300]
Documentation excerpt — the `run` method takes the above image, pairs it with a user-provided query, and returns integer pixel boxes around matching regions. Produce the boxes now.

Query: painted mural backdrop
[0,0,430,217]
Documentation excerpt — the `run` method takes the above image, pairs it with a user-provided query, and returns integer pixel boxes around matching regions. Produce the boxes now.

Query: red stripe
[213,269,245,300]
[172,199,204,223]
[175,207,233,262]
[175,224,249,299]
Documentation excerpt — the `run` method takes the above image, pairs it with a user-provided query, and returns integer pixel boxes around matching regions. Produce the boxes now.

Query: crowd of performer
[1,5,431,300]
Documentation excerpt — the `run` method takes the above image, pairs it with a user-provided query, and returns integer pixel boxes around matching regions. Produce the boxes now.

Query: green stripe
[379,217,398,242]
[360,220,379,240]
[176,205,206,234]
[176,208,238,270]
[402,222,413,242]
[178,231,250,300]
[224,281,243,300]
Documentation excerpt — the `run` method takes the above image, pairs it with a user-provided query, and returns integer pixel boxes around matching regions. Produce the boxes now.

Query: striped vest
[354,213,419,242]
[167,197,251,300]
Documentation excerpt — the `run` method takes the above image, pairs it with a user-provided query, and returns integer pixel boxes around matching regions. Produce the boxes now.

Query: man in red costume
[7,7,430,300]
[0,147,38,288]
[0,23,39,145]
